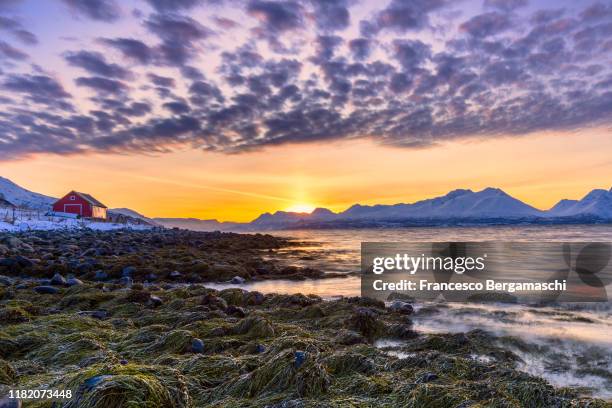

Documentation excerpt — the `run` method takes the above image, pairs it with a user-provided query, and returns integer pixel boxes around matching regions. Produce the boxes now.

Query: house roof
[73,191,108,208]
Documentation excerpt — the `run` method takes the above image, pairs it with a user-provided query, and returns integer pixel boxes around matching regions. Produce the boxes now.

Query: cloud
[311,0,350,31]
[147,73,175,87]
[64,50,130,78]
[363,0,448,35]
[2,0,612,160]
[144,0,204,12]
[99,38,153,64]
[213,16,239,29]
[3,73,71,99]
[0,15,37,44]
[60,0,121,22]
[392,39,430,70]
[0,40,27,60]
[247,1,303,33]
[460,12,512,37]
[144,13,212,65]
[349,38,371,60]
[484,0,528,12]
[75,76,127,94]
[163,100,191,114]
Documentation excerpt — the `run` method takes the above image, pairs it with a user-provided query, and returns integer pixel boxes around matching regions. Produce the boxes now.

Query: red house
[52,191,108,219]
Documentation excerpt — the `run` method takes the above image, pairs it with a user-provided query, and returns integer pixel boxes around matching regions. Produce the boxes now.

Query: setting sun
[284,203,317,214]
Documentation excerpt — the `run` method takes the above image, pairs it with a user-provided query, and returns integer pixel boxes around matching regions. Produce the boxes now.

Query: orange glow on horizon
[284,203,317,214]
[1,128,611,222]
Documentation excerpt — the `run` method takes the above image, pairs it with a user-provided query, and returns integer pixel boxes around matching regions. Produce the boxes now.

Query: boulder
[226,305,246,318]
[66,277,84,286]
[294,351,306,368]
[191,338,204,353]
[388,300,414,315]
[50,273,67,286]
[230,276,246,284]
[119,277,133,287]
[148,295,163,307]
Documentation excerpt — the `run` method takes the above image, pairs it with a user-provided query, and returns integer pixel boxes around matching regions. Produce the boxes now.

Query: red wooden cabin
[52,191,108,219]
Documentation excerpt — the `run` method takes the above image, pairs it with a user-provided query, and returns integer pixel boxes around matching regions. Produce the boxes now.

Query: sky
[0,0,612,221]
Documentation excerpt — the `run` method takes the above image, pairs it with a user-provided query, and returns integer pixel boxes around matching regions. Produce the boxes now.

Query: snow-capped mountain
[341,188,543,220]
[548,188,612,218]
[0,176,55,210]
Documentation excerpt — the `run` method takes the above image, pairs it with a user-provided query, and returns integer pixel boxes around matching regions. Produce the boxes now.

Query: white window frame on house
[70,195,76,200]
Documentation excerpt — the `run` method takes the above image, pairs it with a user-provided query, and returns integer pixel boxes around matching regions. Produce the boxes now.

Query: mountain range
[1,176,611,231]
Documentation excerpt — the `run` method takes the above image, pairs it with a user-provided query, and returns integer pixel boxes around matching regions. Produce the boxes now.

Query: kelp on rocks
[0,281,609,407]
[0,230,610,407]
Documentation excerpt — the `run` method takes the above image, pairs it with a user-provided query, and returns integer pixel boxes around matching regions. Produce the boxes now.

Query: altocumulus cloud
[1,0,612,159]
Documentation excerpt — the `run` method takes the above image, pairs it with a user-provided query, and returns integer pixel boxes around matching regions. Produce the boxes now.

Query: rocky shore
[0,230,610,407]
[0,229,330,284]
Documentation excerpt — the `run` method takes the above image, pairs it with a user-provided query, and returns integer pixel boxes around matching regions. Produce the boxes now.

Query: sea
[205,225,612,400]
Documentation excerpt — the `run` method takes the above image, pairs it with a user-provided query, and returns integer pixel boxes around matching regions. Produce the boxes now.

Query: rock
[388,300,414,315]
[416,372,438,383]
[226,305,246,318]
[246,291,265,305]
[6,237,23,249]
[210,327,227,337]
[94,270,108,281]
[78,310,109,320]
[0,396,21,408]
[13,256,33,268]
[230,276,246,284]
[255,344,266,354]
[294,351,306,368]
[169,270,182,279]
[83,374,113,391]
[122,266,136,277]
[191,338,204,353]
[34,285,59,295]
[119,276,133,287]
[145,273,158,281]
[50,273,67,286]
[148,295,163,307]
[119,359,129,365]
[0,275,12,286]
[201,294,228,310]
[66,277,84,286]
[349,307,385,338]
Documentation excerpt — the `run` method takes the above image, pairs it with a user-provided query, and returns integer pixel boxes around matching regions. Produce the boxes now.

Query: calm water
[205,225,612,399]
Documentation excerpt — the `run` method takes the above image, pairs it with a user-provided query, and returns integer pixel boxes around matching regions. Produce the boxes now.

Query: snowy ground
[0,209,152,232]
